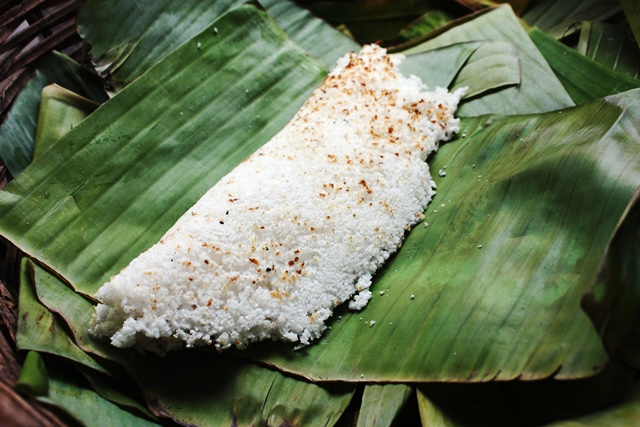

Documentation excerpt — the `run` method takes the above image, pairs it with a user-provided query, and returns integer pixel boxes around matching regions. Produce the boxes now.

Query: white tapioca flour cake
[90,44,464,353]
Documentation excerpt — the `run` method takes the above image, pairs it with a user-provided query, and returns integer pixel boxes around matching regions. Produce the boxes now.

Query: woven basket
[0,1,84,425]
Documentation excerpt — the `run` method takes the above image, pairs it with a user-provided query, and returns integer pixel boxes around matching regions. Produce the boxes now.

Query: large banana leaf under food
[2,1,640,425]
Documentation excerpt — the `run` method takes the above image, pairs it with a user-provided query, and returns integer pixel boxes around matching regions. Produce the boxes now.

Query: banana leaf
[459,0,532,15]
[78,0,356,90]
[522,0,621,39]
[620,0,640,50]
[29,259,130,367]
[16,350,159,425]
[15,351,49,397]
[0,52,107,177]
[77,0,241,85]
[393,10,454,44]
[128,350,353,426]
[578,21,640,79]
[297,0,435,22]
[77,366,159,423]
[581,90,640,364]
[399,42,481,90]
[530,27,640,104]
[357,384,412,427]
[449,41,520,98]
[295,0,437,43]
[402,38,520,100]
[401,5,575,116]
[17,259,108,373]
[33,85,100,159]
[38,361,161,427]
[257,0,360,64]
[545,384,640,426]
[416,360,636,426]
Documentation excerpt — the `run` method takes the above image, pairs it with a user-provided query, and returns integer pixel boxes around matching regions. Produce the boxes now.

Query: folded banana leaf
[357,384,413,427]
[416,359,636,426]
[578,21,640,79]
[78,0,356,91]
[401,5,574,116]
[295,0,436,43]
[33,85,100,159]
[620,0,640,51]
[522,0,621,39]
[17,259,107,373]
[0,52,107,177]
[128,351,353,426]
[393,10,454,44]
[530,27,640,105]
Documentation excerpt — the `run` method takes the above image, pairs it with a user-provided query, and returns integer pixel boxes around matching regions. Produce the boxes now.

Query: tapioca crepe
[91,45,464,353]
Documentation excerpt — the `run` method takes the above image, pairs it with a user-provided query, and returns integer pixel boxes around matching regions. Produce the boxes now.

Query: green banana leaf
[257,0,360,64]
[401,36,521,100]
[295,0,436,43]
[401,5,575,116]
[0,52,107,177]
[522,0,621,39]
[17,259,108,373]
[77,0,243,85]
[33,85,100,159]
[38,362,161,427]
[77,366,159,423]
[15,351,49,397]
[449,40,520,98]
[581,90,640,365]
[545,384,640,426]
[459,0,532,15]
[357,384,412,427]
[620,0,640,51]
[578,21,640,79]
[78,0,356,91]
[416,359,636,426]
[128,351,353,426]
[530,27,640,104]
[399,42,481,90]
[28,259,131,367]
[394,10,454,44]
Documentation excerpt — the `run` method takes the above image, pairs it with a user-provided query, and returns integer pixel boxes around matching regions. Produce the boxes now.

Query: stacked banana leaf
[1,0,640,425]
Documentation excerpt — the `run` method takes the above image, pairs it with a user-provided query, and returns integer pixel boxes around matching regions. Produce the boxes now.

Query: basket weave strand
[0,0,84,124]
